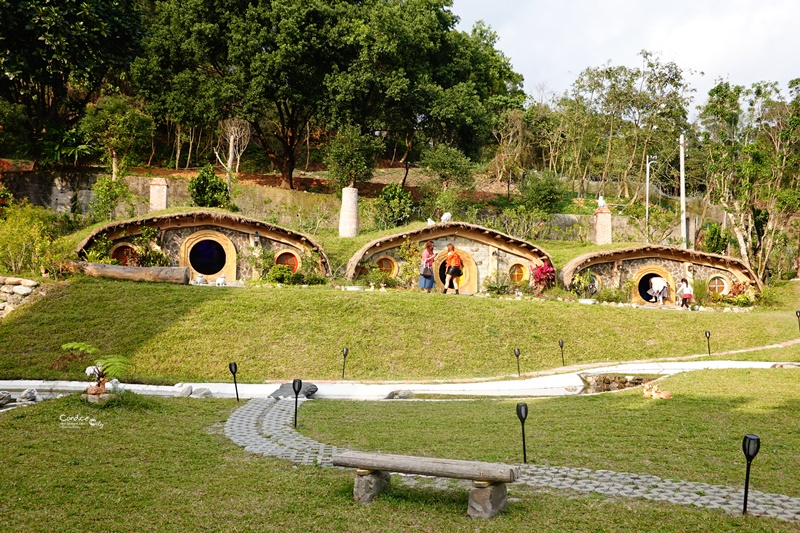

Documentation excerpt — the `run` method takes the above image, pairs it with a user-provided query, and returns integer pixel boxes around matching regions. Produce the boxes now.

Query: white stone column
[339,187,359,238]
[149,178,169,212]
[593,206,612,245]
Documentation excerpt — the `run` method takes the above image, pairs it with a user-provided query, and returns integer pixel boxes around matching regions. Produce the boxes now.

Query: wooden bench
[332,450,520,519]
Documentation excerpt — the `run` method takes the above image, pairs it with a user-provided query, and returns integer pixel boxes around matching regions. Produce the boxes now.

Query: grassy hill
[1,276,798,384]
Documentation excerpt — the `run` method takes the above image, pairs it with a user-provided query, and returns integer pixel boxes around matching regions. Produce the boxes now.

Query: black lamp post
[704,330,711,357]
[742,434,761,515]
[516,403,528,464]
[558,339,565,366]
[514,348,521,377]
[228,362,239,402]
[292,379,302,428]
[795,310,800,334]
[341,347,349,380]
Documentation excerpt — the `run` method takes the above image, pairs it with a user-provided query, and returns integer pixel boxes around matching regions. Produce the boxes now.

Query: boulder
[20,279,39,288]
[771,363,800,369]
[385,390,415,399]
[12,285,33,296]
[191,387,213,398]
[3,277,22,285]
[0,391,11,406]
[269,382,318,399]
[18,388,41,402]
[179,385,193,397]
[0,285,13,294]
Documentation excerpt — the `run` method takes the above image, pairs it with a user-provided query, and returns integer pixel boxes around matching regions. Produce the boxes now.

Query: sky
[451,0,800,108]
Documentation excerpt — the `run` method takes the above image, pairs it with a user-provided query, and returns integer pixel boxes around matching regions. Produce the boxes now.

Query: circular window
[509,264,525,283]
[276,252,300,273]
[373,255,397,277]
[709,276,728,295]
[111,244,135,266]
[189,239,227,275]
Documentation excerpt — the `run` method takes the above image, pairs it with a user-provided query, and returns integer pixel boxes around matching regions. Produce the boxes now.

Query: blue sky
[451,0,800,106]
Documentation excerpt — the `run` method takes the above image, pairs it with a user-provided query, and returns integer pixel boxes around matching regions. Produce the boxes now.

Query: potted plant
[570,270,598,304]
[62,342,134,395]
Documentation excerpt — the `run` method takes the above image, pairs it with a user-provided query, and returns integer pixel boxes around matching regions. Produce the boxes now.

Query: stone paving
[224,397,800,523]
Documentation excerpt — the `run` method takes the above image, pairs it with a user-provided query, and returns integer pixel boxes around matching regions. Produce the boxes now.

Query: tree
[324,125,383,189]
[214,118,251,187]
[79,96,153,180]
[0,0,143,139]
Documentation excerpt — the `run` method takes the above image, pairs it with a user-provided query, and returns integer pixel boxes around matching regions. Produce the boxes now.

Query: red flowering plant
[531,263,556,291]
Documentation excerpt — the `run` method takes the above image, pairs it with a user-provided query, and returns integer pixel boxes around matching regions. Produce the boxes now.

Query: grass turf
[1,392,797,532]
[1,277,798,383]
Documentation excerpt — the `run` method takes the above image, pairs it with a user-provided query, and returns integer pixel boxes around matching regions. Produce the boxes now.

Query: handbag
[421,265,433,277]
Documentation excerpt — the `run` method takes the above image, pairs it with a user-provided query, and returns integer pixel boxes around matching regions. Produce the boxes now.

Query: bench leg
[468,482,508,519]
[353,469,391,504]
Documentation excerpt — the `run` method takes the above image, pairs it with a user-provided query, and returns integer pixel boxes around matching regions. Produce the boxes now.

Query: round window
[189,239,226,275]
[276,252,299,273]
[708,276,728,294]
[509,264,525,283]
[111,245,135,266]
[375,257,395,276]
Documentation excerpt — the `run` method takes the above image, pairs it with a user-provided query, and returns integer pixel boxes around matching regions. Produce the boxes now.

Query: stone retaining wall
[0,276,40,318]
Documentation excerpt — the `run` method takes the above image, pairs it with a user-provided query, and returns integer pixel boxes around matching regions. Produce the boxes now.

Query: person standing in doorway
[418,241,436,293]
[442,243,462,294]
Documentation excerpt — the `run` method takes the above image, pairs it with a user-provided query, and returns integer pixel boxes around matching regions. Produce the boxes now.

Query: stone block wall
[581,257,743,293]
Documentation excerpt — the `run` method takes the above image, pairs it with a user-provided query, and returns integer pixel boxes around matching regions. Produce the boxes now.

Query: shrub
[692,279,709,306]
[518,170,567,214]
[374,184,414,229]
[265,264,293,284]
[755,285,781,307]
[595,288,627,303]
[532,263,555,290]
[189,165,230,208]
[130,227,171,267]
[0,202,55,274]
[396,238,421,289]
[90,175,134,221]
[698,222,733,254]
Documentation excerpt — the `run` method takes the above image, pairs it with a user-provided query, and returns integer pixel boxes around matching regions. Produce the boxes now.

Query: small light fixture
[253,231,260,246]
[516,403,529,464]
[796,310,800,334]
[292,379,302,428]
[704,330,711,357]
[741,434,761,515]
[228,362,239,402]
[558,339,565,366]
[514,348,521,377]
[341,347,349,380]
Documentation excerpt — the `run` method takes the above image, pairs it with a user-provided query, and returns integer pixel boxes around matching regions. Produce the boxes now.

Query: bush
[755,285,781,307]
[0,202,55,274]
[189,165,230,208]
[265,264,293,284]
[698,222,732,254]
[518,170,567,214]
[374,184,414,229]
[90,176,134,221]
[692,279,709,306]
[595,288,627,303]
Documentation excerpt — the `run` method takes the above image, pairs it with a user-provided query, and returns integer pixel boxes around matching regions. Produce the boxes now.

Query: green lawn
[1,278,798,384]
[302,369,800,497]
[1,392,796,532]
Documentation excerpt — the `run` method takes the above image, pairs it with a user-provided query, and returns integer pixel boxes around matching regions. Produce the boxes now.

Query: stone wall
[580,257,741,293]
[0,276,40,318]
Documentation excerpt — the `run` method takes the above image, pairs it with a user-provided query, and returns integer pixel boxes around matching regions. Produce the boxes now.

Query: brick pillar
[339,187,359,238]
[593,206,612,245]
[149,178,169,212]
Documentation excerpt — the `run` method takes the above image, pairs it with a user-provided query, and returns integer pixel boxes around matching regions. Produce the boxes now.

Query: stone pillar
[339,187,359,238]
[468,482,508,519]
[593,206,612,245]
[353,470,391,504]
[149,178,169,212]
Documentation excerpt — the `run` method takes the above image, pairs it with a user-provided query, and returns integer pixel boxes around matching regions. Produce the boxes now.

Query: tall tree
[0,0,143,138]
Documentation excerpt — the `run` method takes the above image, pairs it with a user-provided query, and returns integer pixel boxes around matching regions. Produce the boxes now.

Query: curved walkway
[224,397,800,523]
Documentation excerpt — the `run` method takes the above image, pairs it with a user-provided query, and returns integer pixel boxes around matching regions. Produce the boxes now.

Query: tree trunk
[72,261,190,284]
[174,124,182,171]
[111,151,119,181]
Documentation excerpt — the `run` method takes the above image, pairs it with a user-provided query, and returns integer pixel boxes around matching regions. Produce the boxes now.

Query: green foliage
[324,125,383,189]
[362,263,399,289]
[755,285,781,307]
[595,288,628,304]
[189,165,230,208]
[60,342,99,357]
[0,99,30,157]
[483,272,514,296]
[570,270,597,299]
[95,354,135,381]
[130,227,171,267]
[374,184,415,229]
[0,202,55,274]
[518,170,567,214]
[39,127,94,167]
[79,96,153,178]
[245,247,277,281]
[692,279,709,306]
[420,145,474,191]
[90,176,134,221]
[698,222,732,254]
[395,239,421,289]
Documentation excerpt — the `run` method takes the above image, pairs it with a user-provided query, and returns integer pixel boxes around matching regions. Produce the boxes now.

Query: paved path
[224,397,800,523]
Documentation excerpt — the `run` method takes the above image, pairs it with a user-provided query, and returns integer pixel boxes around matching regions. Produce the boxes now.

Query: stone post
[339,187,359,238]
[468,482,508,519]
[353,470,391,504]
[149,178,169,212]
[592,206,612,245]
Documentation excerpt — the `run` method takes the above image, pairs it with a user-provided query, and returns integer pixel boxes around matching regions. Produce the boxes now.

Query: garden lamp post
[228,362,239,402]
[341,347,349,380]
[514,348,521,377]
[742,434,761,515]
[559,339,565,367]
[292,379,302,428]
[795,310,800,334]
[704,330,711,357]
[516,402,528,464]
